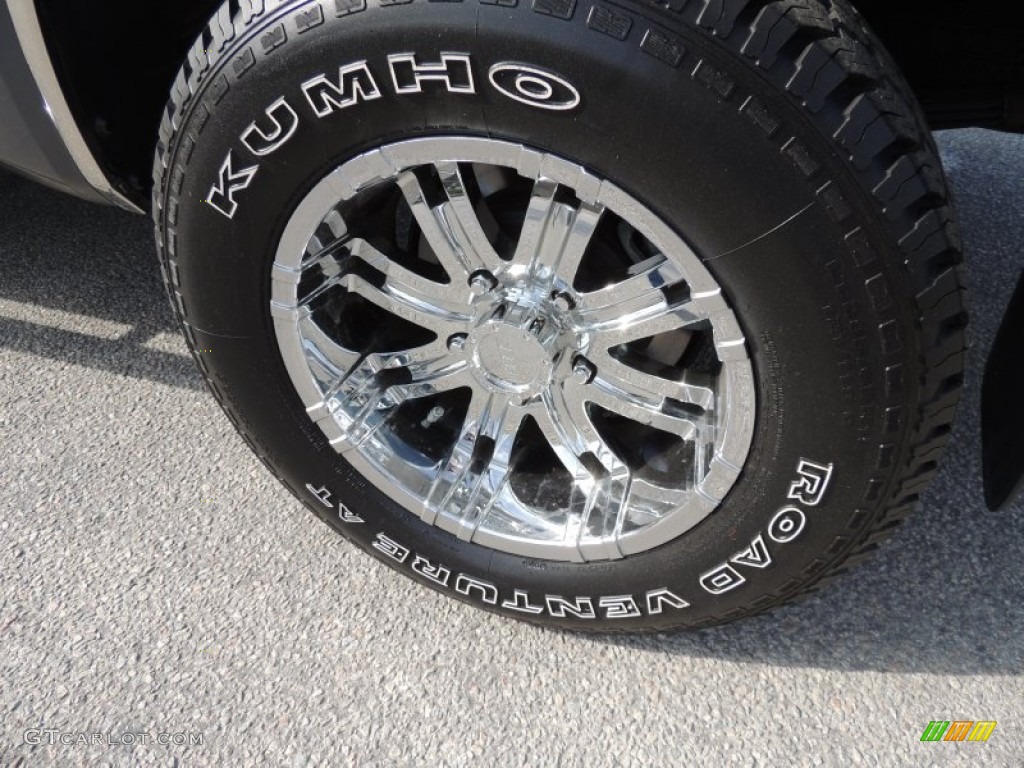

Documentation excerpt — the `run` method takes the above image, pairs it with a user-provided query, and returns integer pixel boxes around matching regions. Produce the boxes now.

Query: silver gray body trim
[5,0,142,213]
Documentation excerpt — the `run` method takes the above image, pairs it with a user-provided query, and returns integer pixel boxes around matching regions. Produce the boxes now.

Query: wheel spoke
[555,199,604,286]
[577,468,632,554]
[626,479,693,527]
[512,178,559,278]
[575,373,699,442]
[340,265,470,337]
[434,163,506,275]
[346,237,472,309]
[297,311,361,383]
[300,237,348,277]
[575,257,677,325]
[535,387,610,472]
[397,168,503,281]
[294,269,346,313]
[576,261,717,346]
[328,341,470,448]
[587,350,715,412]
[425,392,525,530]
[512,179,605,287]
[531,390,633,557]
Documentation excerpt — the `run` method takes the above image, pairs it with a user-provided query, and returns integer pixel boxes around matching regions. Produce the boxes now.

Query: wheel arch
[32,0,224,210]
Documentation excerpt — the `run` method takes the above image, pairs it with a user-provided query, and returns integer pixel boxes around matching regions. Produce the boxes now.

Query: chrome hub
[469,320,553,397]
[272,137,756,562]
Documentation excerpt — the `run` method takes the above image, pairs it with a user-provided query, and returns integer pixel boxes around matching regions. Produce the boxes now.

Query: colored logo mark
[920,721,997,742]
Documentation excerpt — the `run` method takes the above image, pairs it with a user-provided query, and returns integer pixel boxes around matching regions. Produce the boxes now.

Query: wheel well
[33,0,1024,211]
[35,0,224,209]
[853,0,1024,132]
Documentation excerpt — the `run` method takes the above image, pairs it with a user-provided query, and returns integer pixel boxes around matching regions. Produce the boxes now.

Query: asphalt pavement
[1,129,1022,766]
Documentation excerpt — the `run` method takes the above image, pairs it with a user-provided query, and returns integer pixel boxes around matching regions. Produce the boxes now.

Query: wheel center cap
[468,322,553,395]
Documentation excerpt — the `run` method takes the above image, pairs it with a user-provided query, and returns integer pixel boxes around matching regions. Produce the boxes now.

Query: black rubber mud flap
[983,272,1024,510]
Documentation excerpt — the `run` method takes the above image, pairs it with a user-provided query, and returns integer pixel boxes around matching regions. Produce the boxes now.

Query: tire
[153,0,967,631]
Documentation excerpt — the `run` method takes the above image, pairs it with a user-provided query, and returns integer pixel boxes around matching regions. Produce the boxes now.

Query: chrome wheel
[272,137,755,562]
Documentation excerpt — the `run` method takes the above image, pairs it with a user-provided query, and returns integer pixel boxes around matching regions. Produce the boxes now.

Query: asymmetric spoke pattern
[272,138,755,561]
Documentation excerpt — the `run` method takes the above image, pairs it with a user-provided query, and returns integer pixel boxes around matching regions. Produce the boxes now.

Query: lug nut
[572,357,596,384]
[552,291,575,312]
[469,271,497,295]
[447,334,468,352]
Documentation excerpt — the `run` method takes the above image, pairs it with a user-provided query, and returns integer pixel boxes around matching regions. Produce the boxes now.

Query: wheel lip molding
[4,0,142,213]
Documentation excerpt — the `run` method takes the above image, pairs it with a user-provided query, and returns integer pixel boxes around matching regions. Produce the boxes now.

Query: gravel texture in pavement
[1,129,1022,766]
